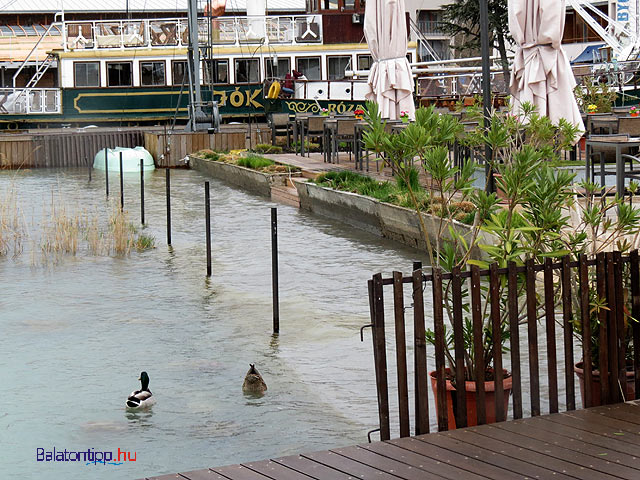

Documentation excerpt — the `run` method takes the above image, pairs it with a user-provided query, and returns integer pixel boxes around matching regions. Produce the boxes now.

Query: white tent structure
[364,0,415,121]
[509,0,584,135]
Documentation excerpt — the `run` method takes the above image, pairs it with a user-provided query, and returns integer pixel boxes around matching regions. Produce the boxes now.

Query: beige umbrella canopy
[364,0,415,121]
[509,0,584,135]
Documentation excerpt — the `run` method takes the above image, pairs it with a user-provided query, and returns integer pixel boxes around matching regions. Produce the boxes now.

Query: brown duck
[242,364,267,394]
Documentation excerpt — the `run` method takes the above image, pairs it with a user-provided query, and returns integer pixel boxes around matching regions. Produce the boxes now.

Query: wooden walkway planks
[142,401,640,480]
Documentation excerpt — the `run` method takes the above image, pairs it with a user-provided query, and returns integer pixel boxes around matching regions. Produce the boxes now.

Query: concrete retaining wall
[295,179,480,252]
[189,156,301,197]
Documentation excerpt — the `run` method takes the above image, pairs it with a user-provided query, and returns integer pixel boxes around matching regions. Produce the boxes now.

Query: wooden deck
[142,401,640,480]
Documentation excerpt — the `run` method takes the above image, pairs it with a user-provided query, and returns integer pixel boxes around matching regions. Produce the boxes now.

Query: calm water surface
[0,168,426,479]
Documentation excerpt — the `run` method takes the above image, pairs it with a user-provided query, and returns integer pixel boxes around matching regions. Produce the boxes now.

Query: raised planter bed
[294,179,485,252]
[189,156,302,197]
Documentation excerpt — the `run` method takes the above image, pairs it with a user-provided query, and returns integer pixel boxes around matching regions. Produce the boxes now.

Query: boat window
[204,60,229,84]
[140,61,166,86]
[265,57,290,79]
[74,62,100,87]
[172,60,189,85]
[344,0,356,9]
[296,57,321,80]
[357,54,373,71]
[323,0,338,9]
[235,59,260,84]
[107,62,133,87]
[327,55,351,80]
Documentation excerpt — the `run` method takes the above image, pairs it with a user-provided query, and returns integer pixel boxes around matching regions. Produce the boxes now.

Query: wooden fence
[145,128,270,167]
[368,251,640,440]
[0,131,142,168]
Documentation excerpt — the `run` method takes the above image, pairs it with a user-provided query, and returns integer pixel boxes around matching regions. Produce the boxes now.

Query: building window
[235,58,260,83]
[74,62,100,87]
[328,55,351,80]
[265,57,290,79]
[344,0,355,9]
[140,61,166,86]
[107,62,132,87]
[357,54,373,71]
[296,57,321,80]
[172,60,188,85]
[323,0,338,9]
[204,59,229,84]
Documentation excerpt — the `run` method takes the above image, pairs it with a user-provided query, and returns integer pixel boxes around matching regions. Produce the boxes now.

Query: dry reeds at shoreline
[0,185,154,264]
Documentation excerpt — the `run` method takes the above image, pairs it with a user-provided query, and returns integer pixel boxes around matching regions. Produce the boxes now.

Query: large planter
[429,369,512,430]
[574,362,636,406]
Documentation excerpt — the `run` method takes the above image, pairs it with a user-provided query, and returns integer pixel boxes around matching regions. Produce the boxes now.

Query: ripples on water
[0,168,426,479]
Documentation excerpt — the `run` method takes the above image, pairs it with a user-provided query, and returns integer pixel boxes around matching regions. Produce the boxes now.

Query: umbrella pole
[479,0,494,193]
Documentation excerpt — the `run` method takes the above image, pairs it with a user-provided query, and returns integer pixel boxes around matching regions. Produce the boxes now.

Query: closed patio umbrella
[364,0,415,121]
[509,0,584,136]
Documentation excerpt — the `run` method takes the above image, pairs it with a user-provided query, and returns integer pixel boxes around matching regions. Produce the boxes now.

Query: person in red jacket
[282,70,303,96]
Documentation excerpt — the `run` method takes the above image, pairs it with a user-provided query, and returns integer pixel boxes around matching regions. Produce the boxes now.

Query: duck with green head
[126,371,155,409]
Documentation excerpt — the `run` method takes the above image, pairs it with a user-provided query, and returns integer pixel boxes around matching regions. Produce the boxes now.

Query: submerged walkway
[142,401,640,479]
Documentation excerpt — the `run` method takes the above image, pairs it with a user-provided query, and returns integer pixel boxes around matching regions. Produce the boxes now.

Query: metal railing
[416,20,447,37]
[63,15,323,51]
[0,88,61,115]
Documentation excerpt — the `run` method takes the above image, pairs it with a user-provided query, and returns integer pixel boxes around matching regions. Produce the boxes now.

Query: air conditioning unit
[352,13,363,24]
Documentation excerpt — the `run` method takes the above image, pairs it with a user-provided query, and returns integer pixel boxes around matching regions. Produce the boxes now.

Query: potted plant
[354,108,365,120]
[630,106,639,117]
[319,107,329,116]
[566,180,640,406]
[399,110,410,123]
[574,77,617,114]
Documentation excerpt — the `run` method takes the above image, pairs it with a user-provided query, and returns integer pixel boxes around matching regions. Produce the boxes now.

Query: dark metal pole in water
[140,159,145,225]
[166,168,171,246]
[104,147,109,197]
[413,261,422,271]
[119,152,124,211]
[87,157,91,182]
[271,207,279,334]
[205,181,211,277]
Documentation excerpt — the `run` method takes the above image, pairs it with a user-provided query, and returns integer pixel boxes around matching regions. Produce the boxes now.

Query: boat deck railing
[63,15,323,51]
[0,88,61,115]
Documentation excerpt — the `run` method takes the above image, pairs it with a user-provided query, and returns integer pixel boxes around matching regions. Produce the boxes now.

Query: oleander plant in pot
[564,180,640,406]
[362,101,575,427]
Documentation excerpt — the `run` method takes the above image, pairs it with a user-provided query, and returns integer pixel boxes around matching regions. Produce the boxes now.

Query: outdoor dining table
[585,136,640,198]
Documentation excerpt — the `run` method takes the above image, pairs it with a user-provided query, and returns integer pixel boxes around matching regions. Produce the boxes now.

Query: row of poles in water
[87,148,280,334]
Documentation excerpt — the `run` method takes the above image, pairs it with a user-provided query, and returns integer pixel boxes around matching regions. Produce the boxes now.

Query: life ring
[267,81,281,99]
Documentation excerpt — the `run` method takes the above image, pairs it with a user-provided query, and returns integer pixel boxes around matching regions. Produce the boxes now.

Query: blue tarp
[571,44,605,64]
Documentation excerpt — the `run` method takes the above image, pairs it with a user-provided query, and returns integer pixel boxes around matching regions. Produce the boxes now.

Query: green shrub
[236,154,275,170]
[197,149,223,161]
[253,144,283,154]
[134,234,156,251]
[396,166,420,191]
[289,141,321,153]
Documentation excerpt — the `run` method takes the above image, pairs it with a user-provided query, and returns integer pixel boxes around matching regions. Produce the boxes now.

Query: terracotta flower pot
[631,112,639,117]
[574,362,636,407]
[429,369,512,430]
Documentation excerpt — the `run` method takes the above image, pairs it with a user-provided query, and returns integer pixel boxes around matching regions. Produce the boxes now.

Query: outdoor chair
[303,116,325,157]
[331,118,357,164]
[268,113,291,148]
[617,116,640,137]
[588,134,638,188]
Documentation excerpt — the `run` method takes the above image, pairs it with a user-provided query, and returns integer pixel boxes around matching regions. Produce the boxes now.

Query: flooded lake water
[0,168,425,479]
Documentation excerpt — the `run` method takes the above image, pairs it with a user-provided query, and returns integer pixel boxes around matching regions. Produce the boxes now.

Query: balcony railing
[417,20,447,37]
[64,15,323,51]
[0,88,61,115]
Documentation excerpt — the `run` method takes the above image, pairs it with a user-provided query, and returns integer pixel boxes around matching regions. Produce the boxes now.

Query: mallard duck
[242,364,267,394]
[126,371,155,409]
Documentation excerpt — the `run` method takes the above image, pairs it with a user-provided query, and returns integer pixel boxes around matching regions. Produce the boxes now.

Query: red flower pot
[429,369,512,430]
[574,362,636,407]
